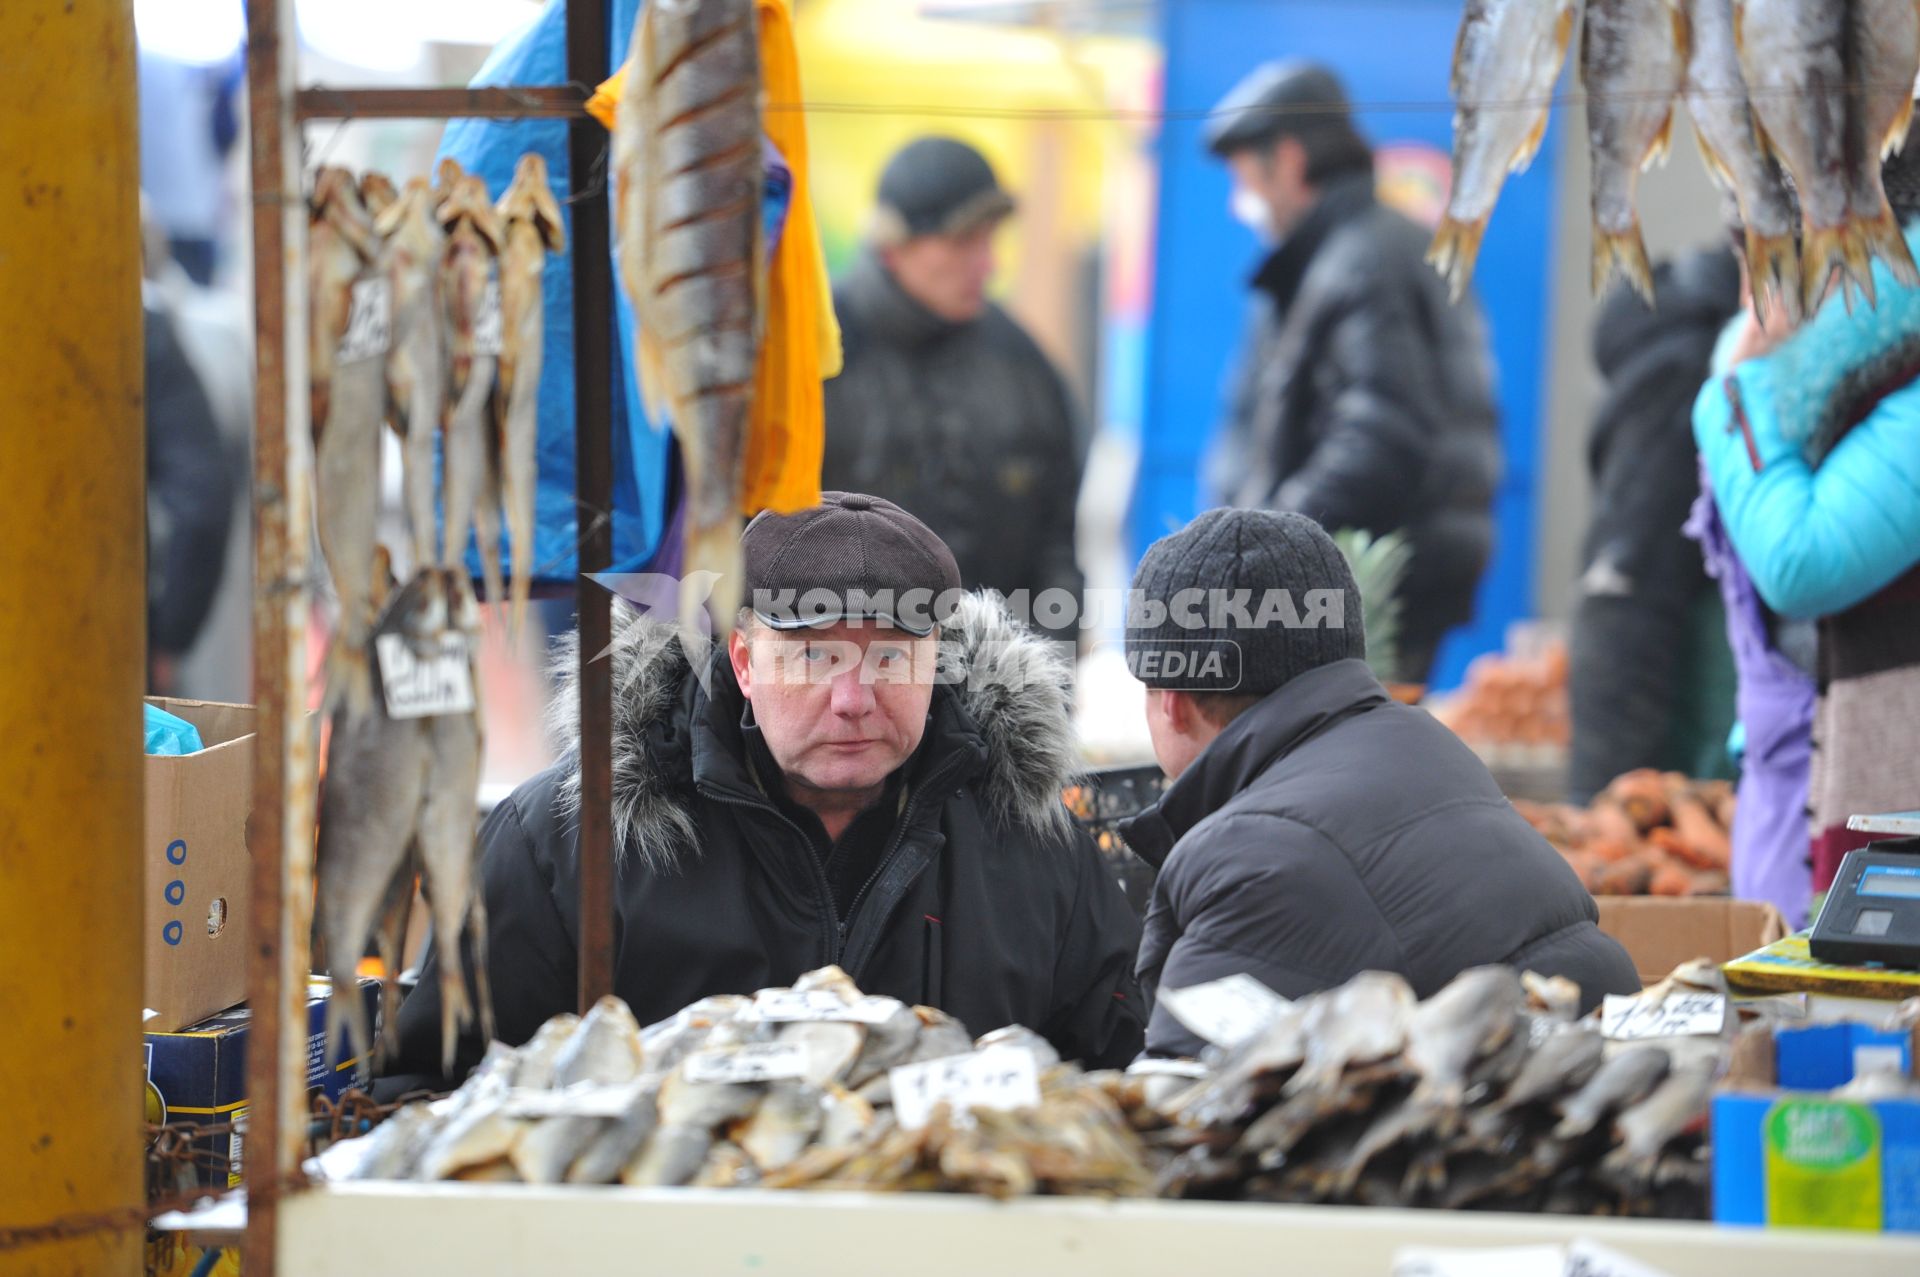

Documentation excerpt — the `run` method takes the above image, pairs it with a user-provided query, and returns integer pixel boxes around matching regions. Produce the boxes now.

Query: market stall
[119,0,1920,1273]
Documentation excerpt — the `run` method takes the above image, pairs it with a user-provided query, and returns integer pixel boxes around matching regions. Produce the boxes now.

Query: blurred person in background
[1692,139,1920,926]
[822,136,1087,645]
[1201,61,1500,686]
[1568,248,1741,803]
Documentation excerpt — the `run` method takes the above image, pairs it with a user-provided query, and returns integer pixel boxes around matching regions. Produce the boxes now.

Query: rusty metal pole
[0,4,144,1272]
[243,0,315,1272]
[569,0,617,1011]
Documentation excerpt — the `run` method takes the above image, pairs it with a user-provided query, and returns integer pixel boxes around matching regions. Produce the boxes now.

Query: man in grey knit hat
[1118,508,1637,1057]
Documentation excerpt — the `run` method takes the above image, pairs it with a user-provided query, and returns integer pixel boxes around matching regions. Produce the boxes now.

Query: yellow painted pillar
[0,3,146,1274]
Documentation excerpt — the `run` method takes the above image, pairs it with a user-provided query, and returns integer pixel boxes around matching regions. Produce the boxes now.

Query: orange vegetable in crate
[1650,861,1694,897]
[1668,796,1731,871]
[1590,854,1654,896]
[1587,799,1641,848]
[1606,769,1671,832]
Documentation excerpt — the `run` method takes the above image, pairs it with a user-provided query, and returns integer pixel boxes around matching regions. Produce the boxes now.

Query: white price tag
[337,278,392,364]
[1601,992,1726,1042]
[375,633,475,720]
[1393,1246,1565,1277]
[683,1041,809,1085]
[1157,974,1291,1050]
[1124,1058,1211,1080]
[1564,1240,1676,1277]
[889,1045,1041,1131]
[747,990,900,1025]
[472,278,503,357]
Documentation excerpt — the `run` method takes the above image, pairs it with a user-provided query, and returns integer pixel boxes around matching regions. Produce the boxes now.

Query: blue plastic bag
[145,703,204,755]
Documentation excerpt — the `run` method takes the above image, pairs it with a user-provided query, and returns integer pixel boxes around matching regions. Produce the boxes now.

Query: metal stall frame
[240,2,614,1270]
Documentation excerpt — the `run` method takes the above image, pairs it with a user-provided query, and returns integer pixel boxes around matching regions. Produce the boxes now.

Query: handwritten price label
[471,279,503,357]
[746,990,902,1025]
[1393,1243,1674,1277]
[889,1045,1041,1130]
[1157,974,1291,1050]
[682,1041,810,1085]
[337,277,392,364]
[1600,992,1726,1042]
[375,633,475,720]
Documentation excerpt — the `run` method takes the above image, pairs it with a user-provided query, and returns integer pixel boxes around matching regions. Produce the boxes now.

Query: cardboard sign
[682,1041,809,1085]
[890,1045,1041,1130]
[337,278,392,364]
[1157,974,1291,1050]
[1601,992,1727,1042]
[376,633,475,720]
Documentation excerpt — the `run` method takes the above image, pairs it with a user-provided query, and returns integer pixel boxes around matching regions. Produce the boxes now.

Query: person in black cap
[385,494,1145,1090]
[822,136,1086,647]
[1119,508,1636,1058]
[1202,60,1502,684]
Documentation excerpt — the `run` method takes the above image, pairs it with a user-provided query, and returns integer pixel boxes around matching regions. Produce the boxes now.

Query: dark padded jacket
[1205,173,1501,683]
[1568,249,1741,801]
[822,252,1085,636]
[384,593,1144,1089]
[1120,659,1638,1058]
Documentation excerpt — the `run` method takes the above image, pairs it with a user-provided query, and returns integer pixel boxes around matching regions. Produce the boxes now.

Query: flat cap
[1205,60,1358,158]
[743,492,963,636]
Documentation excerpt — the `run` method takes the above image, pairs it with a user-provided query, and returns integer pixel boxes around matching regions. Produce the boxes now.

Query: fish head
[360,172,399,219]
[502,153,568,253]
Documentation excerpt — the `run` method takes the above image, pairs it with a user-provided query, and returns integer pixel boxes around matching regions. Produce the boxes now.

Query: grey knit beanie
[1126,509,1366,694]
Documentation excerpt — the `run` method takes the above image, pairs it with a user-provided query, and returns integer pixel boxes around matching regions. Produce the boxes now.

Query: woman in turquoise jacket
[1694,166,1920,900]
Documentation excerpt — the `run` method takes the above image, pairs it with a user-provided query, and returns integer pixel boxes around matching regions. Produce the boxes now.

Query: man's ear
[1160,688,1196,735]
[729,629,754,699]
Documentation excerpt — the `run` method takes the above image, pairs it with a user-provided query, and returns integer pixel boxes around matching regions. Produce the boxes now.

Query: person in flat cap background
[384,493,1144,1091]
[822,136,1087,646]
[1203,60,1503,685]
[1118,509,1637,1058]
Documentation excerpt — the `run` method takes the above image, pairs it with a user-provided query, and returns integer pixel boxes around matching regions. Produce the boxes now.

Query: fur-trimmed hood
[545,591,1080,869]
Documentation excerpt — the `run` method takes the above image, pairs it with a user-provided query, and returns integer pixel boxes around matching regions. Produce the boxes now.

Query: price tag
[1124,1058,1211,1080]
[747,990,902,1025]
[472,278,503,356]
[1157,974,1291,1050]
[889,1045,1041,1130]
[1601,992,1727,1042]
[683,1041,809,1085]
[505,1080,649,1119]
[337,277,392,364]
[1563,1240,1676,1277]
[1393,1246,1565,1277]
[375,633,475,720]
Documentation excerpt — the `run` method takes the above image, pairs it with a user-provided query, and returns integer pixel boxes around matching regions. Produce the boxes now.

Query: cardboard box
[145,979,377,1187]
[1594,897,1788,985]
[144,697,254,1032]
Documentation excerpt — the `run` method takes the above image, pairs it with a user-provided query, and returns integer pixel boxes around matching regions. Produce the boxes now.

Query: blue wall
[1135,0,1565,689]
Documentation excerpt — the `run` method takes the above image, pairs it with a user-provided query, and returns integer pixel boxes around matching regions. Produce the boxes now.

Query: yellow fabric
[591,0,840,517]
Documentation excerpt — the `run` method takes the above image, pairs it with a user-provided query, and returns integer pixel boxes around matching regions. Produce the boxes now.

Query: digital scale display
[1809,832,1920,969]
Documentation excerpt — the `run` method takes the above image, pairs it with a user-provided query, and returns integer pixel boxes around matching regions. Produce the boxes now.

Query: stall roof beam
[294,85,592,121]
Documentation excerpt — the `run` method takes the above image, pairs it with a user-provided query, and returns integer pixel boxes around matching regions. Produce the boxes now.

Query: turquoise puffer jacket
[1692,226,1920,621]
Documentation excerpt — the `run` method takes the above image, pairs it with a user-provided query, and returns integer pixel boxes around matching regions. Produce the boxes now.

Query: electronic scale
[1808,812,1920,969]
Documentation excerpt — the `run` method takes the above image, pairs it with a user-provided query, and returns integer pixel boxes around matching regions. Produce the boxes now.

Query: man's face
[882,221,1001,323]
[1226,138,1312,240]
[730,620,939,797]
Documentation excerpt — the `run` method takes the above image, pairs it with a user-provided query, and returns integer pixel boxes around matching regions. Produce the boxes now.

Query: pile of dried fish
[1434,0,1920,315]
[319,967,1164,1198]
[306,157,565,1071]
[1154,965,1723,1219]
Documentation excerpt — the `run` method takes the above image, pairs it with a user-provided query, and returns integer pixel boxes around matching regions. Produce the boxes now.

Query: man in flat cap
[1204,60,1502,684]
[1119,509,1638,1058]
[387,494,1145,1091]
[823,136,1086,646]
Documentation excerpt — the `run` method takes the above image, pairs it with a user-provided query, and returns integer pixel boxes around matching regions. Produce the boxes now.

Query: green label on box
[1764,1098,1882,1230]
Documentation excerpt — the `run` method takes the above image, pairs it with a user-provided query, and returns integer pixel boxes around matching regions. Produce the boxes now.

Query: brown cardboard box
[1595,896,1789,985]
[144,698,254,1031]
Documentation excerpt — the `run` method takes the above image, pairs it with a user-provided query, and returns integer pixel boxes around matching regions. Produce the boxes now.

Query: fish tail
[1744,229,1804,329]
[1887,91,1916,159]
[1591,222,1655,304]
[1801,223,1855,315]
[468,891,497,1046]
[438,949,475,1079]
[682,515,745,640]
[1425,214,1488,305]
[327,966,376,1071]
[1859,206,1920,292]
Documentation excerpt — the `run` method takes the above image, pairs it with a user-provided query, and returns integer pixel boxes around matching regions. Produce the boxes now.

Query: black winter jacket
[385,594,1145,1089]
[822,252,1085,636]
[1568,249,1741,801]
[1205,173,1501,683]
[1120,659,1638,1058]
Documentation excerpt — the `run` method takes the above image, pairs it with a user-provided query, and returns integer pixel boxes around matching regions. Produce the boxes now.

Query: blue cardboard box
[1713,1093,1920,1233]
[145,978,377,1186]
